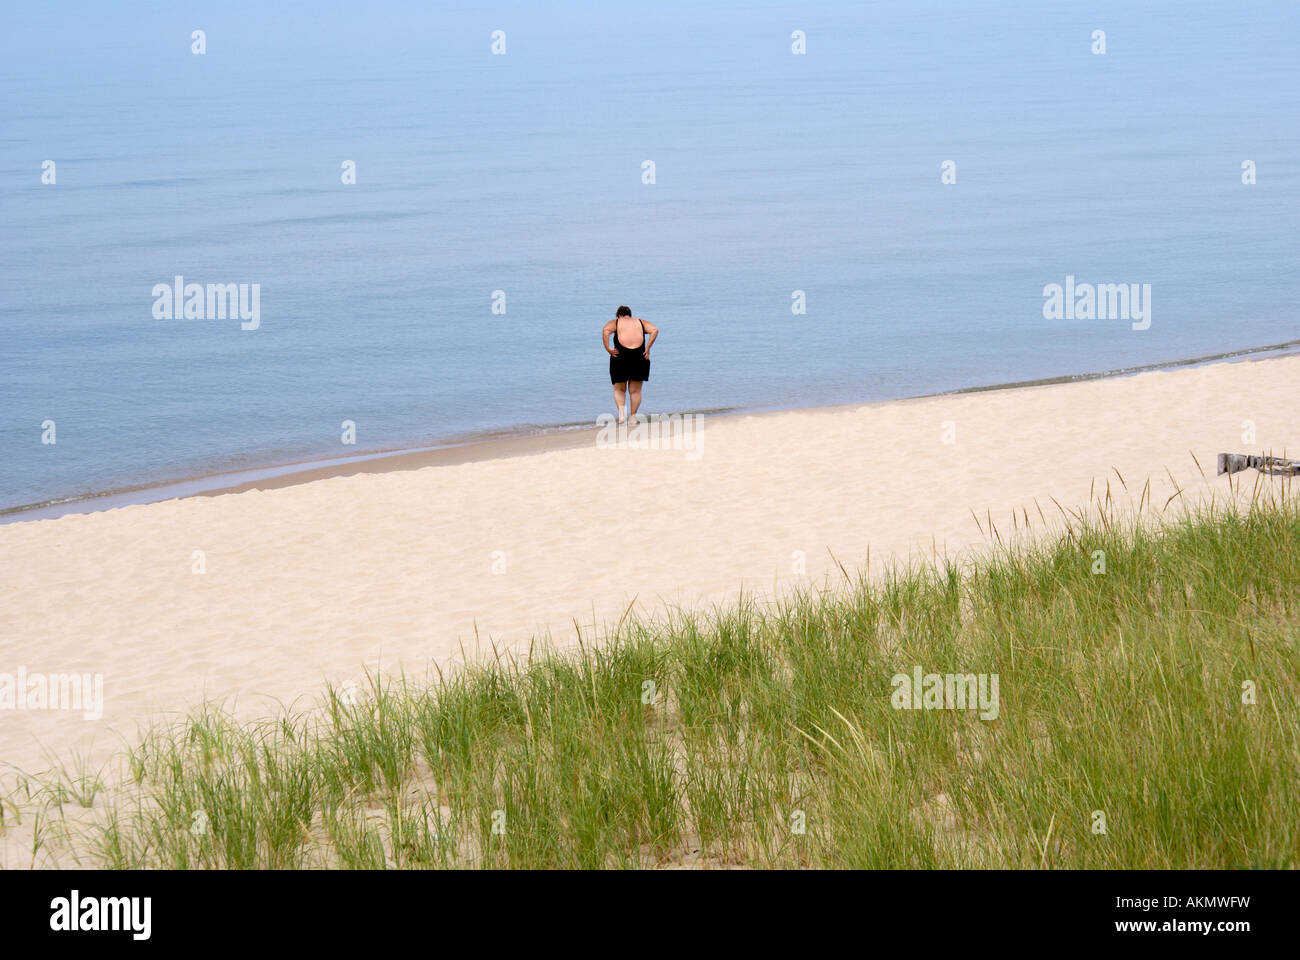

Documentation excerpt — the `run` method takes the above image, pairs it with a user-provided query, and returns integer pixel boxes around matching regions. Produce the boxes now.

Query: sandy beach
[2,353,1297,855]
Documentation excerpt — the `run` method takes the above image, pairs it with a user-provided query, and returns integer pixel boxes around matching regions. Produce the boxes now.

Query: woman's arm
[641,320,659,357]
[602,320,618,356]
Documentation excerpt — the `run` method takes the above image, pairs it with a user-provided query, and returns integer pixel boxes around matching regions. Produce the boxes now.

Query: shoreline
[3,348,1297,847]
[6,337,1300,525]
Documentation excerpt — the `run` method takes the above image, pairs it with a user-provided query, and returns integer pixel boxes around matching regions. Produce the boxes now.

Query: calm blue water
[2,0,1298,512]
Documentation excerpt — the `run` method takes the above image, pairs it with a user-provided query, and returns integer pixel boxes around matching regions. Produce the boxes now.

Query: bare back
[614,317,645,349]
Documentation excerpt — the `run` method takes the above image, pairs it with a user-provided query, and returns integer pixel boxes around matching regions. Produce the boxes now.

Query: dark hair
[616,305,631,317]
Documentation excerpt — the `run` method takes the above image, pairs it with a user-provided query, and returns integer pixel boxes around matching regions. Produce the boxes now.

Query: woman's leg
[627,380,643,419]
[613,381,628,422]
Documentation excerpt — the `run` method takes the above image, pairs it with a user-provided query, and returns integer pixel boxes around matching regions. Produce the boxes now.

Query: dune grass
[77,490,1300,868]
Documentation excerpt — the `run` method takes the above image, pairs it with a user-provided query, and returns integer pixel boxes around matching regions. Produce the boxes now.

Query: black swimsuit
[609,319,651,384]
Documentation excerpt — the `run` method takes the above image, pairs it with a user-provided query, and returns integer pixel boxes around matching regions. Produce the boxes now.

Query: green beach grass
[24,485,1300,869]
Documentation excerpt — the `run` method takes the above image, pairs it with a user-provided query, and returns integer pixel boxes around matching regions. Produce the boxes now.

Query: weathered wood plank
[1217,453,1300,476]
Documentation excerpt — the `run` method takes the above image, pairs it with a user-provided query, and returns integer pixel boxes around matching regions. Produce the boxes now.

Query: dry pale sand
[1,354,1296,855]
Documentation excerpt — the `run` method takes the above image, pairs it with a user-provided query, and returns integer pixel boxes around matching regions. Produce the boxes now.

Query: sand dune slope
[1,357,1297,790]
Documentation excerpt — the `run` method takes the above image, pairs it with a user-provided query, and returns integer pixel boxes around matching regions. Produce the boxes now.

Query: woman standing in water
[602,305,658,423]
